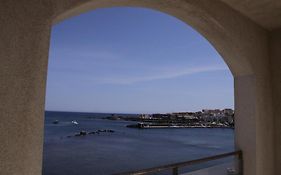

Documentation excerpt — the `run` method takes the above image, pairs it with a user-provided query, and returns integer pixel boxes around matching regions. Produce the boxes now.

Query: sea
[42,111,234,175]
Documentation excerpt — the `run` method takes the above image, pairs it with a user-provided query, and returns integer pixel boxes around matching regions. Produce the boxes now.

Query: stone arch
[0,1,274,175]
[49,2,274,175]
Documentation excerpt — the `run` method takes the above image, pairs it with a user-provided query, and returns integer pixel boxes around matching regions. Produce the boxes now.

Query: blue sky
[45,7,233,114]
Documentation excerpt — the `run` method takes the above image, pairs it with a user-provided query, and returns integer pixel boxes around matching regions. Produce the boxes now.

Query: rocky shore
[67,129,115,138]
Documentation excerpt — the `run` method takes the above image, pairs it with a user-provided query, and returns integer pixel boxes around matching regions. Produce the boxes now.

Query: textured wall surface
[221,0,281,29]
[0,0,278,175]
[0,1,53,175]
[270,29,281,174]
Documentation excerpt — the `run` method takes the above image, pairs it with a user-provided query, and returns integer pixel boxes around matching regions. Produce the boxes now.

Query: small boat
[71,120,79,125]
[53,120,59,124]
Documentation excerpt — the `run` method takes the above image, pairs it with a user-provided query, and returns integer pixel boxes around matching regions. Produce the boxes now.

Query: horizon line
[45,108,234,114]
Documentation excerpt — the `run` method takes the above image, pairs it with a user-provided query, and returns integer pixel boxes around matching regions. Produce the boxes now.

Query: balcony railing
[114,150,242,175]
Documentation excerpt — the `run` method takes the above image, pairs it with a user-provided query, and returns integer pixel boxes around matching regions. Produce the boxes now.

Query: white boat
[71,120,79,125]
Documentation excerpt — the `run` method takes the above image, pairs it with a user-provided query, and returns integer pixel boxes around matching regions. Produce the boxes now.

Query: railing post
[172,167,178,175]
[238,151,243,175]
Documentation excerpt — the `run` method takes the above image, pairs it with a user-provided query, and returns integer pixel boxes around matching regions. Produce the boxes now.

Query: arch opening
[43,5,236,175]
[1,1,273,175]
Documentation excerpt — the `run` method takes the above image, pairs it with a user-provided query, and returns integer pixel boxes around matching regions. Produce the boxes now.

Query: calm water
[42,111,234,175]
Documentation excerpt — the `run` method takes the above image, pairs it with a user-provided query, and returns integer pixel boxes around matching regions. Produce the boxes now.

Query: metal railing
[114,150,242,175]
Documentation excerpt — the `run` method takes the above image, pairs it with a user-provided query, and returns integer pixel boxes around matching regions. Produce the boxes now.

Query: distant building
[139,114,152,119]
[223,108,234,116]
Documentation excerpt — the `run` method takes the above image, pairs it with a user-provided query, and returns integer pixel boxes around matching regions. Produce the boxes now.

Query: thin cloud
[52,47,120,61]
[98,65,228,84]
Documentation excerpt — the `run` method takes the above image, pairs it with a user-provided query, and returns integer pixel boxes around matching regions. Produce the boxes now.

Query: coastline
[126,123,234,129]
[104,109,235,130]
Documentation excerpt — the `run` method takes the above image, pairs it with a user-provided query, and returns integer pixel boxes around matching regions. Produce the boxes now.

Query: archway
[45,6,235,174]
[52,1,259,174]
[0,1,274,175]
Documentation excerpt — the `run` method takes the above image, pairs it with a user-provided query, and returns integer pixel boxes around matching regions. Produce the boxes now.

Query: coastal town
[104,109,235,129]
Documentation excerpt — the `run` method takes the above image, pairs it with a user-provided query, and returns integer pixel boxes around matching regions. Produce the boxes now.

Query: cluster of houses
[139,108,235,126]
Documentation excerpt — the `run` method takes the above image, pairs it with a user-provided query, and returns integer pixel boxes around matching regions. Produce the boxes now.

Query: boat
[71,120,79,125]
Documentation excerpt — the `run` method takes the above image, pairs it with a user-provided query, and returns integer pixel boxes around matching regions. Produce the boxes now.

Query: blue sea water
[42,111,234,175]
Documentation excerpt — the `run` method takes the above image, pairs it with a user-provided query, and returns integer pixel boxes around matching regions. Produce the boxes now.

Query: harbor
[126,123,233,129]
[104,108,235,129]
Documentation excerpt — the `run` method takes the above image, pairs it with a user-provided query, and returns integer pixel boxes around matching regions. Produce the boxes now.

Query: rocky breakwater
[67,129,115,138]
